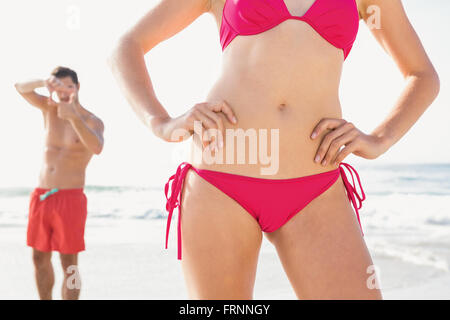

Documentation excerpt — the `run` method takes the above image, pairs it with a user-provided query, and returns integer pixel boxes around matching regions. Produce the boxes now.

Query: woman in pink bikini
[110,0,439,299]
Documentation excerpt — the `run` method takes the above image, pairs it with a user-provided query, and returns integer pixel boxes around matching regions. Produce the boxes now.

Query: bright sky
[0,0,448,188]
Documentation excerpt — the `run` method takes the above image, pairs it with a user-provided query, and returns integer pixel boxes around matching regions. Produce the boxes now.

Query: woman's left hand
[311,118,387,166]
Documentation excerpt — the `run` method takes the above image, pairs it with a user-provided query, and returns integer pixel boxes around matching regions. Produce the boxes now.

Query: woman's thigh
[180,170,263,299]
[266,177,382,300]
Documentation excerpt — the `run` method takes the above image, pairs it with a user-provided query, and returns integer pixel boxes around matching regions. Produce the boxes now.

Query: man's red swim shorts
[26,188,88,254]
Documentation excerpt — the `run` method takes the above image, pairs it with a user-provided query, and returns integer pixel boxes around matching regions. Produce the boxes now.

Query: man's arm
[14,79,51,111]
[69,112,105,155]
[57,92,105,155]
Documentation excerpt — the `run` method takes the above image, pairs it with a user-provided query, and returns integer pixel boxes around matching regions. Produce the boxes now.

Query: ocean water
[1,163,450,290]
[355,163,450,289]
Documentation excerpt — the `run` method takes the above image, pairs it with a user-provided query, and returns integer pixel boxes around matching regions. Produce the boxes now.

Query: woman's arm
[311,0,440,166]
[108,0,221,141]
[359,0,440,152]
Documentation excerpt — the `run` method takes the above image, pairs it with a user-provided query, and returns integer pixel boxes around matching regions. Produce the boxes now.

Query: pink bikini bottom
[165,162,366,260]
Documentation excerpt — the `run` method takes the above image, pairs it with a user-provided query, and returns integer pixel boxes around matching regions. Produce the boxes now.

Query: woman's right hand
[155,101,237,151]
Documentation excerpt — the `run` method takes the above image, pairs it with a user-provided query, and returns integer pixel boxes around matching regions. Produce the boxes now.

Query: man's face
[55,76,79,102]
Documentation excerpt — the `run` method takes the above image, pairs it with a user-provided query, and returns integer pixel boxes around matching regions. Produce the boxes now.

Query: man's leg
[60,253,80,300]
[32,249,54,300]
[55,190,86,300]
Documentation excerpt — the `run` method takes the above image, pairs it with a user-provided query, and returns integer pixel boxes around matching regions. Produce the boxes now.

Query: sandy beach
[1,217,449,300]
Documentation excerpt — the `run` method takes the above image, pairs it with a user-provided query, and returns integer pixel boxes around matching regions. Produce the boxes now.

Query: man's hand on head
[45,76,63,92]
[45,76,63,106]
[46,76,76,107]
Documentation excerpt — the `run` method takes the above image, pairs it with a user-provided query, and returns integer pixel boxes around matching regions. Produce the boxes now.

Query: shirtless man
[15,66,104,300]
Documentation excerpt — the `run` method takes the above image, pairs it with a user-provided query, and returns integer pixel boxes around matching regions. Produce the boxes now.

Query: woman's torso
[190,0,359,178]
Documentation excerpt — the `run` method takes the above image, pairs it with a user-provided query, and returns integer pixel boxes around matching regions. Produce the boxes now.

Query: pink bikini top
[220,0,360,59]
